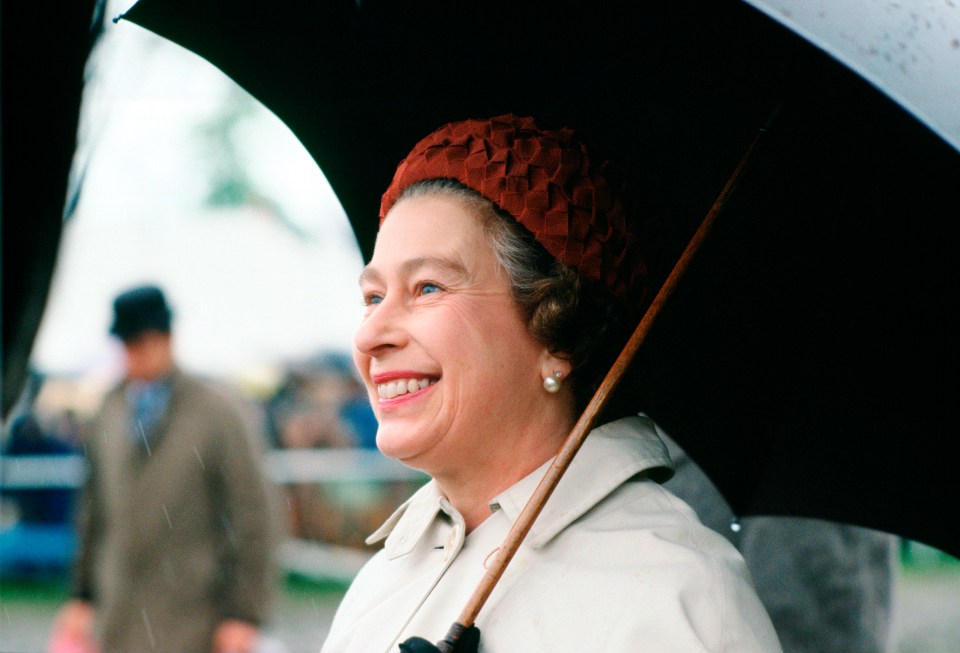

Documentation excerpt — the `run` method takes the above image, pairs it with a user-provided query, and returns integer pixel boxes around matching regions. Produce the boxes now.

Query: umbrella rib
[434,105,782,652]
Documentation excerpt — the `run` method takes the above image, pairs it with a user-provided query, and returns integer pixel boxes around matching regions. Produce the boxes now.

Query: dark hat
[109,284,173,341]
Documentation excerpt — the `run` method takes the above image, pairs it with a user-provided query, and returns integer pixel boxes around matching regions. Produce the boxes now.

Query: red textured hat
[379,114,650,300]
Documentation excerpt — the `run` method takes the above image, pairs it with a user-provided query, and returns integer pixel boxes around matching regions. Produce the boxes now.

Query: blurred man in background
[49,284,278,653]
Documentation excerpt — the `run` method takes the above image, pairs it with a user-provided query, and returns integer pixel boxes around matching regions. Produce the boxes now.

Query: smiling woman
[321,114,783,653]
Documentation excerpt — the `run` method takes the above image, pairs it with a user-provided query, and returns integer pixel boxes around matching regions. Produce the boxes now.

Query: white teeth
[377,377,434,399]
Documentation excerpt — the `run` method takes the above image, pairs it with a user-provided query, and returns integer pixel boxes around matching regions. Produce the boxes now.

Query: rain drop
[141,607,156,648]
[137,421,152,456]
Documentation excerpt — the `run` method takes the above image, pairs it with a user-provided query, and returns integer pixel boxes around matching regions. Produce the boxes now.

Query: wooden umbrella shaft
[436,107,780,650]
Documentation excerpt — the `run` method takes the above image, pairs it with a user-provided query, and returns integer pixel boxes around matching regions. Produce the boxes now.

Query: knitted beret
[380,114,649,300]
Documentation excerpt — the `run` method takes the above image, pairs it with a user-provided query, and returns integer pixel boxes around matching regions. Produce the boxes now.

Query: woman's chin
[374,428,431,465]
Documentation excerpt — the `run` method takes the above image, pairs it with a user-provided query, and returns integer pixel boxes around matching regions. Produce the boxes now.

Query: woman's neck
[434,411,575,532]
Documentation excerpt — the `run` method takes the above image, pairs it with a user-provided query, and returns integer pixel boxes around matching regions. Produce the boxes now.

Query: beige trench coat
[321,415,782,652]
[73,369,278,653]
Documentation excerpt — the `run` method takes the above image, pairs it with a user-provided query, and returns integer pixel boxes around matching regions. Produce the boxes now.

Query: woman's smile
[375,376,437,400]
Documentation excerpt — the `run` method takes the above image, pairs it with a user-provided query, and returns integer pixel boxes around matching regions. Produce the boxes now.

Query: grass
[0,575,71,602]
[283,571,352,596]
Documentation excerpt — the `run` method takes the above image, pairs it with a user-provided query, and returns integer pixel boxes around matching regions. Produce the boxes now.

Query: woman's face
[353,194,559,477]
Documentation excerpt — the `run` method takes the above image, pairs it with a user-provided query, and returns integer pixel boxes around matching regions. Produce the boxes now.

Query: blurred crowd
[264,351,376,451]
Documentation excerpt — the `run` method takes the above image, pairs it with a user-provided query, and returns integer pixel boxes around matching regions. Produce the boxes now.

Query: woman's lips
[377,376,436,400]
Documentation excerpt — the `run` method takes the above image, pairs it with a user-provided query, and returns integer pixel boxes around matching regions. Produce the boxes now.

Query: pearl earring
[543,370,563,394]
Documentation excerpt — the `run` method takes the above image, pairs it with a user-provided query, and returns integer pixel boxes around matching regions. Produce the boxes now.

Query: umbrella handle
[437,104,782,644]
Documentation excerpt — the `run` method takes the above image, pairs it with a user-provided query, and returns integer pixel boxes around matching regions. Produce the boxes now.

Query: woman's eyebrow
[359,256,467,286]
[401,256,468,279]
[358,265,382,286]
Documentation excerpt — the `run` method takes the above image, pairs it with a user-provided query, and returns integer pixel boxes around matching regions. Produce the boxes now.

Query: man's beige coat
[73,369,277,652]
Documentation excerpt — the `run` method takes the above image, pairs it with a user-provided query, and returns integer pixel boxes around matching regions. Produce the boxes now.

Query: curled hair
[397,179,632,411]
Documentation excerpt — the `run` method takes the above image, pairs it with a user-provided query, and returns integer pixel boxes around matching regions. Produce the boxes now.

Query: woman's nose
[353,294,407,356]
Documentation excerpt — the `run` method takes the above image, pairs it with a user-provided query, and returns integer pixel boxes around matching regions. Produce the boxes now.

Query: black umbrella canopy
[121,0,790,260]
[119,0,960,558]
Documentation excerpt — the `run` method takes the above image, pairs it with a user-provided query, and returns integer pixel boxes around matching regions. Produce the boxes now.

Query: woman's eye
[419,282,441,296]
[363,293,383,306]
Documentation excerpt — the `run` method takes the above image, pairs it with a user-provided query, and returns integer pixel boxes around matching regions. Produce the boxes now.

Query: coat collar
[367,415,675,554]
